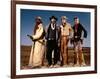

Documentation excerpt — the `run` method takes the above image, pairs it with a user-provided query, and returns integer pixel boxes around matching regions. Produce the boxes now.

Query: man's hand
[27,34,34,41]
[80,39,83,44]
[70,38,74,45]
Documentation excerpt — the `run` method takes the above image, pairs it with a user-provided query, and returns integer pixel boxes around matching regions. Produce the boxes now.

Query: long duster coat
[28,24,45,67]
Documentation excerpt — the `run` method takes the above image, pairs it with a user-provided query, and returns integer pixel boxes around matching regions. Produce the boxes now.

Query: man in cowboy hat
[46,16,60,68]
[71,16,87,66]
[59,16,73,67]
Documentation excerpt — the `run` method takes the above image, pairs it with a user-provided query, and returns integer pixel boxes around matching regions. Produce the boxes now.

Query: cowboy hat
[50,16,58,21]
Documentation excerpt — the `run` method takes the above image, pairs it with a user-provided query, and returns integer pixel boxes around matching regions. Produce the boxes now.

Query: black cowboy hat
[50,16,58,21]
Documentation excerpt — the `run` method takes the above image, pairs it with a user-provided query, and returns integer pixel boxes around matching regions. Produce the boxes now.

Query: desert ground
[21,45,90,69]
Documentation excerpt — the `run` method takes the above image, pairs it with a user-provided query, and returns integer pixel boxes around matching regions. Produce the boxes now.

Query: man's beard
[62,23,66,26]
[36,21,41,25]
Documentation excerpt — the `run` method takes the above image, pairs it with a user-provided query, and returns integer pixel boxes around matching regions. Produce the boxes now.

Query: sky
[21,9,91,47]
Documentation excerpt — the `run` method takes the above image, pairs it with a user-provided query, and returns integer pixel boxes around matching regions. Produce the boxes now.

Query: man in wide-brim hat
[59,16,73,67]
[46,16,60,68]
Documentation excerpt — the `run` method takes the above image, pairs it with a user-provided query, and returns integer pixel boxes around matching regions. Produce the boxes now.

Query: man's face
[51,18,56,23]
[61,18,66,24]
[36,19,41,23]
[74,19,79,24]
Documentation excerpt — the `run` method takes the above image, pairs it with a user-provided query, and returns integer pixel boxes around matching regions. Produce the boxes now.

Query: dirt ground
[21,46,90,69]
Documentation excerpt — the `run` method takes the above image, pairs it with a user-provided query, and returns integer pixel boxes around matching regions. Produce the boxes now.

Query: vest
[47,24,56,40]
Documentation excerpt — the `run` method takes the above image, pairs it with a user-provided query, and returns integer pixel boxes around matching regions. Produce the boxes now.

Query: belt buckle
[75,36,78,38]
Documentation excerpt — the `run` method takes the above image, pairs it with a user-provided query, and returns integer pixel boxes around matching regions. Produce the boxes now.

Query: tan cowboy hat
[61,16,68,20]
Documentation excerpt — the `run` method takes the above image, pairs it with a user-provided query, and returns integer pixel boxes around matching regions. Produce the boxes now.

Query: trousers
[74,41,85,65]
[60,36,69,65]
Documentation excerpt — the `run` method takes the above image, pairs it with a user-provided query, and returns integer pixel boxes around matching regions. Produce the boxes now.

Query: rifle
[27,35,34,41]
[27,34,45,45]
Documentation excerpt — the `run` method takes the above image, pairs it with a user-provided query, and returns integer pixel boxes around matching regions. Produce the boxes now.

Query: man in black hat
[46,16,60,68]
